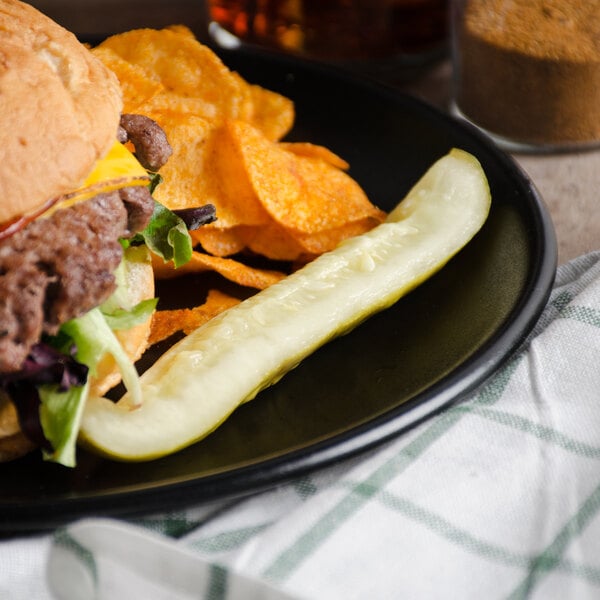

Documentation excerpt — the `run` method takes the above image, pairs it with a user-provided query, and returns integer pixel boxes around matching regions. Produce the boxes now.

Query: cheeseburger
[0,0,212,465]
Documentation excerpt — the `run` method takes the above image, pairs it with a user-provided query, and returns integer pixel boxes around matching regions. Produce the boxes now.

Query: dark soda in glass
[207,0,448,66]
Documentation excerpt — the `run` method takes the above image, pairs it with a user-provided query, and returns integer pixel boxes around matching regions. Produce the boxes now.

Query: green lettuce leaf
[102,298,157,331]
[131,199,193,267]
[39,382,88,467]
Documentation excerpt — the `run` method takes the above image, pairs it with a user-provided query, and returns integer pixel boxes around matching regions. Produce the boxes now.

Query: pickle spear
[80,148,491,461]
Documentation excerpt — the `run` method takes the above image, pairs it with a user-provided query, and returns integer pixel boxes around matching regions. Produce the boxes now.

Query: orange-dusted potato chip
[191,227,246,257]
[92,46,164,113]
[247,82,295,141]
[97,26,295,140]
[279,142,350,170]
[203,123,272,227]
[278,151,386,233]
[220,119,301,221]
[227,120,385,234]
[236,224,310,262]
[135,91,241,122]
[97,27,254,122]
[143,110,219,212]
[164,24,197,40]
[237,219,384,262]
[153,251,287,290]
[149,289,240,345]
[151,116,273,228]
[291,217,385,256]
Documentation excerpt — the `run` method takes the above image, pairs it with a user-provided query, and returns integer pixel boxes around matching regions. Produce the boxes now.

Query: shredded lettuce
[38,301,155,466]
[61,307,143,403]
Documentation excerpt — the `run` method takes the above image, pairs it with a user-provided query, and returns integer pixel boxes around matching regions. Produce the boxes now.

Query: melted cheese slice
[42,141,150,218]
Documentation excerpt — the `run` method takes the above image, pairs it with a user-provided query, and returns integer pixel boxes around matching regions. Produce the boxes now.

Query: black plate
[0,48,556,533]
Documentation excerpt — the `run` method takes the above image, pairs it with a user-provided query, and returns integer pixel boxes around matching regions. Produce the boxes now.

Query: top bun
[0,0,123,224]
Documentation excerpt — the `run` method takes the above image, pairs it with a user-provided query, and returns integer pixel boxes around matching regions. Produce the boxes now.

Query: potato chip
[153,251,287,289]
[152,115,384,261]
[226,120,386,234]
[96,26,294,142]
[142,110,218,212]
[191,224,308,262]
[191,227,246,257]
[134,92,230,122]
[247,82,295,141]
[91,46,164,113]
[279,142,349,170]
[148,116,272,228]
[236,224,310,262]
[164,24,197,40]
[279,151,386,233]
[203,123,272,227]
[149,289,240,345]
[217,120,300,223]
[291,217,385,256]
[97,27,254,123]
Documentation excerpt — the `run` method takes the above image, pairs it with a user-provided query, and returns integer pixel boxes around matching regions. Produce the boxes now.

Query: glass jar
[451,0,600,151]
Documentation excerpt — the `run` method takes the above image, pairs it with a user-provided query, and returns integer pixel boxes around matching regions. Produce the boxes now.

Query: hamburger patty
[0,187,154,373]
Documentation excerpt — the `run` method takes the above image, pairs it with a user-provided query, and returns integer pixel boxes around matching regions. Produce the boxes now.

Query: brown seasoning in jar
[455,0,600,147]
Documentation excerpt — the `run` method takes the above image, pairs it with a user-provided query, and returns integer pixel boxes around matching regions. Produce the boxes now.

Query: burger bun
[0,0,123,225]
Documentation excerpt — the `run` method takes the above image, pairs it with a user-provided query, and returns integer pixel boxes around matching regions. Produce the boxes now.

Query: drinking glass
[207,0,449,81]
